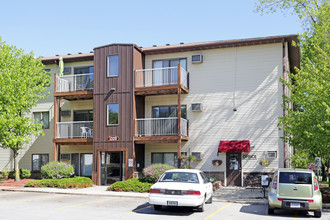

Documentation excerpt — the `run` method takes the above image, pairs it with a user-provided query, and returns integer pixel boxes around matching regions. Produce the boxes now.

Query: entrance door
[226,153,242,186]
[101,152,123,185]
[71,153,79,176]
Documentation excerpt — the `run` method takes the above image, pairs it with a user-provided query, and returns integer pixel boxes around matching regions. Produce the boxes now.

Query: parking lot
[0,191,329,220]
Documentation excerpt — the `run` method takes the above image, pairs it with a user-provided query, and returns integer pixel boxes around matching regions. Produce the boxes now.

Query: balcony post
[177,85,181,168]
[53,74,58,161]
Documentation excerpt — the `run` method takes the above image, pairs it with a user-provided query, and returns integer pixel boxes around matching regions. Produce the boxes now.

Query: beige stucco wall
[144,43,286,173]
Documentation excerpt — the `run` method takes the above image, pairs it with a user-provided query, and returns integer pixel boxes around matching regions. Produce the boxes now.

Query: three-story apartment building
[0,35,300,186]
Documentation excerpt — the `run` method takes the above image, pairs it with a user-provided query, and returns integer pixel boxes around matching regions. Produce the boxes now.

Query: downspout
[282,40,287,168]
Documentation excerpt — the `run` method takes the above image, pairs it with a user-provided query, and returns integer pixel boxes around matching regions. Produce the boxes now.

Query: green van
[268,168,322,218]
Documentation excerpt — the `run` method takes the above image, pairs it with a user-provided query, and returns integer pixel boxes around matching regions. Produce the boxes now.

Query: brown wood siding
[93,44,143,181]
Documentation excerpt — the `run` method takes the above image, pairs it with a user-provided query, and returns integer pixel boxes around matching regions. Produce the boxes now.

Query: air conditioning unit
[191,103,203,111]
[191,54,203,63]
[191,152,203,161]
[267,151,277,159]
[60,110,71,117]
[60,154,70,160]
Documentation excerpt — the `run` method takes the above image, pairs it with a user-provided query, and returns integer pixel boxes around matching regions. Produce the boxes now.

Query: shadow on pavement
[239,204,314,218]
[132,202,194,216]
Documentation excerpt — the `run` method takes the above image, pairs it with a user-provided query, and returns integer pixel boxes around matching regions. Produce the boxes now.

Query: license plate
[167,201,178,206]
[290,202,300,208]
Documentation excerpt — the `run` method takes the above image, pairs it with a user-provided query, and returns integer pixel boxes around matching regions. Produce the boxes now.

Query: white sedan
[148,169,213,212]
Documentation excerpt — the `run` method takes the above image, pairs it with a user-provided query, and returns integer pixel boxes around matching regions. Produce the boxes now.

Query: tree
[255,0,330,180]
[0,38,51,182]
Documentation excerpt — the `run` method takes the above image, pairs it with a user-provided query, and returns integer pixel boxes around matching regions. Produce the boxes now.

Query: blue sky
[0,0,301,57]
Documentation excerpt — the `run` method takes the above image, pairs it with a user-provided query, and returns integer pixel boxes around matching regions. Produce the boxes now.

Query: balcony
[54,73,94,100]
[54,121,93,145]
[135,66,189,95]
[135,117,188,143]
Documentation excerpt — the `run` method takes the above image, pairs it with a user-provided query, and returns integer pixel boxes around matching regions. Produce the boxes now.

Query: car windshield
[159,172,199,183]
[279,172,312,184]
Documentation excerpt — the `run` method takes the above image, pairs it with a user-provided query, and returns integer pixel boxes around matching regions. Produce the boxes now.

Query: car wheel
[197,197,206,212]
[268,205,274,214]
[153,205,162,210]
[314,209,322,218]
[206,195,212,204]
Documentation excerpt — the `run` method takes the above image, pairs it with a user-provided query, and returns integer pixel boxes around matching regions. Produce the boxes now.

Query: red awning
[218,140,250,153]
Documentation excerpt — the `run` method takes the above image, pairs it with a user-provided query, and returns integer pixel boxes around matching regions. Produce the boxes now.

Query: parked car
[148,169,213,212]
[268,168,322,218]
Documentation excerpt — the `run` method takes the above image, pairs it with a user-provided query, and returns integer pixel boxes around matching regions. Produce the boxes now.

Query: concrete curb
[0,186,267,204]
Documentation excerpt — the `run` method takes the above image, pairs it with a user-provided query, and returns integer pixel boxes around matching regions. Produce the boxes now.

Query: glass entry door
[101,151,124,185]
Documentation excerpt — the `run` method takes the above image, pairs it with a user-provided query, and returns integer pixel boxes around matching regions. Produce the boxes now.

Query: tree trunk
[13,148,20,182]
[321,161,327,182]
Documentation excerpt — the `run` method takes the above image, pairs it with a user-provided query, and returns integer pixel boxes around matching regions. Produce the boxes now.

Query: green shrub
[108,178,153,193]
[41,162,74,179]
[20,169,31,179]
[1,168,10,179]
[24,177,93,188]
[142,163,175,183]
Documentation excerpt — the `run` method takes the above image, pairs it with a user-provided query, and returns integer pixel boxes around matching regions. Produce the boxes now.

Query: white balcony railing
[57,73,94,92]
[136,117,188,137]
[136,67,188,88]
[57,121,93,139]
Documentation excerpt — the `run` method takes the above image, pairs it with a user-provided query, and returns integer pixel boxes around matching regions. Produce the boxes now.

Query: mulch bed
[0,179,36,187]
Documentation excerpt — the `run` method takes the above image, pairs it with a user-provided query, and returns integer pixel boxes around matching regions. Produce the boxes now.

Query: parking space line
[126,205,152,214]
[0,195,63,205]
[204,203,233,220]
[58,197,118,210]
[293,213,298,220]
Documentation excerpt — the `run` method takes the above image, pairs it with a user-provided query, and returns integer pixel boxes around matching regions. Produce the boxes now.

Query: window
[32,154,49,171]
[33,112,49,129]
[160,172,199,183]
[73,110,93,121]
[200,172,209,183]
[107,55,119,77]
[107,104,119,125]
[151,153,177,167]
[152,105,186,119]
[279,172,312,184]
[153,58,187,70]
[152,58,187,85]
[74,66,94,74]
[80,153,93,177]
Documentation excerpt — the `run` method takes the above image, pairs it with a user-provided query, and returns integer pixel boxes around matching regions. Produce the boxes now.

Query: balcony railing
[56,73,94,92]
[136,117,188,137]
[56,121,93,139]
[136,67,188,88]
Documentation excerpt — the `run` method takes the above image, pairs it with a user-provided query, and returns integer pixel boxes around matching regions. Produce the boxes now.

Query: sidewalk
[0,185,267,204]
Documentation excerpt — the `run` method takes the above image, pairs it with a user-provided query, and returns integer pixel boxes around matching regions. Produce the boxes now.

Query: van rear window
[279,172,312,184]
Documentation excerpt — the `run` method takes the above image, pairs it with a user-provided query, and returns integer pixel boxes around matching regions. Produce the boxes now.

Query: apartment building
[0,35,300,186]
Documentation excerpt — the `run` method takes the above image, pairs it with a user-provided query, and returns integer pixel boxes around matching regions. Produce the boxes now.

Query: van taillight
[150,189,161,193]
[273,176,277,189]
[308,200,314,203]
[278,198,283,201]
[313,177,319,191]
